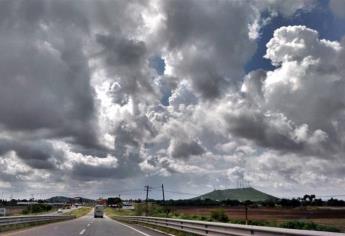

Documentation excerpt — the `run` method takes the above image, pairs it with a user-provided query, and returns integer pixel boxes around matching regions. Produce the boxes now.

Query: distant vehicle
[94,205,104,218]
[57,209,63,213]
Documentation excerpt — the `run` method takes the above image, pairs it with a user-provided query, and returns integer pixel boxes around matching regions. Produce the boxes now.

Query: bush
[210,208,229,222]
[279,221,340,232]
[134,203,146,216]
[134,203,166,216]
[21,204,52,214]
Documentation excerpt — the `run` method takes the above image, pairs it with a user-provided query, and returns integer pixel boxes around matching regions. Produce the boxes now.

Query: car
[57,208,63,213]
[94,205,104,218]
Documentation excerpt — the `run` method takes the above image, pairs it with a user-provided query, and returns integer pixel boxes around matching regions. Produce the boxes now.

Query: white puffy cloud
[262,26,345,152]
[2,0,343,199]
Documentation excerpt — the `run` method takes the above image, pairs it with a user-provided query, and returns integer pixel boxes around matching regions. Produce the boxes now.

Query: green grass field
[64,207,91,218]
[104,207,134,217]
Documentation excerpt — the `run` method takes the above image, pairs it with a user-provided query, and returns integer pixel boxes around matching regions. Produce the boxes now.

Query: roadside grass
[21,204,54,215]
[311,219,345,232]
[173,213,341,232]
[13,207,57,216]
[104,207,134,217]
[64,207,91,218]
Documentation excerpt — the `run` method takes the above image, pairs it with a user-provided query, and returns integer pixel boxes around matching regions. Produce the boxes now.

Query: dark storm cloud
[223,110,304,152]
[70,117,159,181]
[0,138,64,170]
[95,33,156,105]
[71,163,118,180]
[170,140,205,158]
[157,0,257,99]
[0,0,106,153]
[96,34,147,67]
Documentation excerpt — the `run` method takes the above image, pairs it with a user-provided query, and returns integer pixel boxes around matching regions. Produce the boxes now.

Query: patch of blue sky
[149,55,171,105]
[149,55,165,75]
[245,0,345,73]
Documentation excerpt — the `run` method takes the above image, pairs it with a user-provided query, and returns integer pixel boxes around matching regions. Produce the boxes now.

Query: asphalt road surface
[3,210,167,236]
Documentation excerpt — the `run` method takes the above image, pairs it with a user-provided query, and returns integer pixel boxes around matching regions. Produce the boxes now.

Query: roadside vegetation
[64,207,91,218]
[104,207,134,217]
[22,204,54,215]
[113,203,341,233]
[104,195,344,233]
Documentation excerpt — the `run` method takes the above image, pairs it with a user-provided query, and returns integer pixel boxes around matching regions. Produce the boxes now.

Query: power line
[164,190,201,197]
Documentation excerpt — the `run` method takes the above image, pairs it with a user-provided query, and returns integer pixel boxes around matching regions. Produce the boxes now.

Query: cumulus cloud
[262,26,345,153]
[154,0,259,99]
[2,0,343,199]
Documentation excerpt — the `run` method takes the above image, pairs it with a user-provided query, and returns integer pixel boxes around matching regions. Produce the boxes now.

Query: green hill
[194,187,278,202]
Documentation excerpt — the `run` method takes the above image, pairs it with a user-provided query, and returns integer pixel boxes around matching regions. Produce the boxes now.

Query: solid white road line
[79,229,86,235]
[113,220,152,236]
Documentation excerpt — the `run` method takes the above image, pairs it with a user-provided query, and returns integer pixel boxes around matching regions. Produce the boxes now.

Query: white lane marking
[79,229,86,235]
[87,223,91,227]
[113,220,152,236]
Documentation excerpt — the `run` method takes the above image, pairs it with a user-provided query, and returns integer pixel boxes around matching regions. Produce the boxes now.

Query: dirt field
[174,206,345,220]
[173,206,345,231]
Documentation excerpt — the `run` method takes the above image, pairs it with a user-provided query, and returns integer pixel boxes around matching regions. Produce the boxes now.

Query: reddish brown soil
[173,206,345,221]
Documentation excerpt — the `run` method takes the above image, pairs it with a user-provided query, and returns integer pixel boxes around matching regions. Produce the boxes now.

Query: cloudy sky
[1,0,345,200]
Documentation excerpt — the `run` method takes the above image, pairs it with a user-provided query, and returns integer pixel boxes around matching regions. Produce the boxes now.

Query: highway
[3,209,167,236]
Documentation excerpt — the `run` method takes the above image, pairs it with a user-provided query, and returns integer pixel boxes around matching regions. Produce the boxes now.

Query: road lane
[3,209,167,236]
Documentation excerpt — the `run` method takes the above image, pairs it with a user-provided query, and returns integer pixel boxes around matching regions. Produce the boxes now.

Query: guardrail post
[180,221,183,229]
[205,224,208,234]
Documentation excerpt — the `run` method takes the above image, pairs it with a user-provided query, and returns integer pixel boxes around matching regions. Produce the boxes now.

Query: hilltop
[194,187,278,202]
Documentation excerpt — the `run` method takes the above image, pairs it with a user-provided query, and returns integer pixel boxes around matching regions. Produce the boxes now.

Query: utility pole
[162,184,168,217]
[245,202,248,225]
[162,184,165,202]
[145,185,151,216]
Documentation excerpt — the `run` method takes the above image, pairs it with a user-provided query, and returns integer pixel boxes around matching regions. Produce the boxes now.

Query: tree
[108,197,122,207]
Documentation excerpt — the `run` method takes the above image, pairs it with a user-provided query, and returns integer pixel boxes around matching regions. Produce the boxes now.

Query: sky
[1,0,345,200]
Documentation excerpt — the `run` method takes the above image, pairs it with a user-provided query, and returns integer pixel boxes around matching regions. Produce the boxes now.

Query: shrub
[210,208,229,222]
[21,204,52,214]
[279,221,340,232]
[134,203,146,216]
[134,203,166,216]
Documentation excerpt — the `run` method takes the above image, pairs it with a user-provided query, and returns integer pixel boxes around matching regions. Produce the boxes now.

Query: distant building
[122,201,134,210]
[97,198,107,205]
[17,202,38,205]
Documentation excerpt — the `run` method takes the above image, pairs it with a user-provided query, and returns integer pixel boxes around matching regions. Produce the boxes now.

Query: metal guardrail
[117,216,345,236]
[0,215,75,227]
